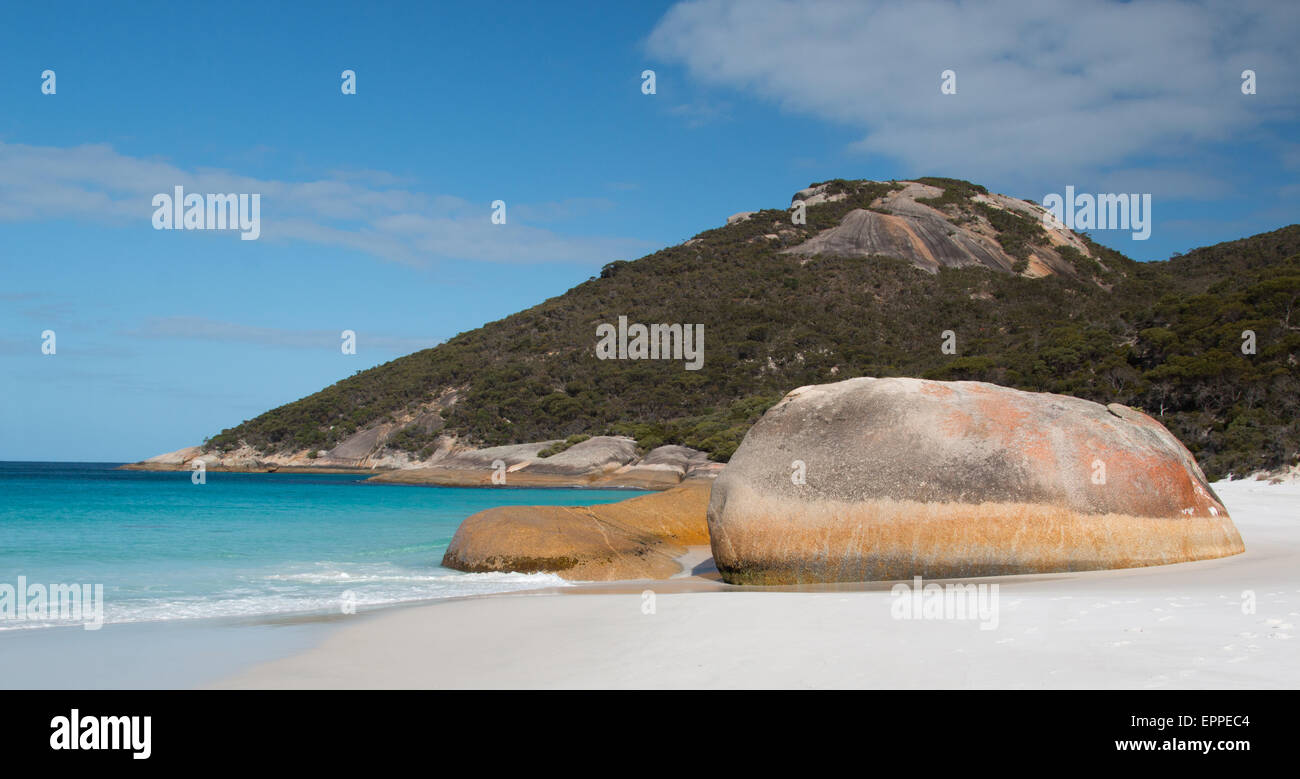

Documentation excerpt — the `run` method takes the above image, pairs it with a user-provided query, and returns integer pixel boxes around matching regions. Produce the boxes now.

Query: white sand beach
[217,478,1299,689]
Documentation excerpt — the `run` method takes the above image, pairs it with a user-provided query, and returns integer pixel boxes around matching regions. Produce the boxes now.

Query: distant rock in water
[707,377,1245,585]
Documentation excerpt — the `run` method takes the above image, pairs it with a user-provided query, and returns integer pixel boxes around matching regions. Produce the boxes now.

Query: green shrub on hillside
[537,434,591,458]
[203,181,1300,481]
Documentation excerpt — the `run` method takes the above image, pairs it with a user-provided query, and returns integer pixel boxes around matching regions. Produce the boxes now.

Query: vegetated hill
[204,178,1300,480]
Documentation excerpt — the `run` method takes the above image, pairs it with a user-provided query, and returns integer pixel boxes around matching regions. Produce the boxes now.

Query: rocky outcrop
[707,377,1245,585]
[616,444,724,488]
[791,183,848,207]
[128,445,366,473]
[368,437,720,489]
[442,480,713,580]
[783,181,1097,277]
[126,436,721,489]
[126,445,378,473]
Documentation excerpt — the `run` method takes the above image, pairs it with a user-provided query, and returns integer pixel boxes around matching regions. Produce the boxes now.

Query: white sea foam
[0,567,569,630]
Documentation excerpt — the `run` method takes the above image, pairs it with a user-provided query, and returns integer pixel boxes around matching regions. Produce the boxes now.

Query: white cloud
[647,0,1299,186]
[0,142,652,266]
[1090,168,1231,201]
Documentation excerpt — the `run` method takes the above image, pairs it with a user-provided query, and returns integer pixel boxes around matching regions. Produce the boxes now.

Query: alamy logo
[0,576,104,630]
[1041,186,1151,240]
[50,709,151,760]
[152,186,261,240]
[890,576,999,630]
[595,315,704,370]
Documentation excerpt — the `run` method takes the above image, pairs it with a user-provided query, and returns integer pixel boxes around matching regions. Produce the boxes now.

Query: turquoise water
[0,462,641,629]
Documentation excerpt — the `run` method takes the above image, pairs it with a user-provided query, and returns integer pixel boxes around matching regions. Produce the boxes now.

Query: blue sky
[2,0,1297,461]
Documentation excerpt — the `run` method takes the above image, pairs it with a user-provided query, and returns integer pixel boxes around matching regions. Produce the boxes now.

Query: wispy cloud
[647,0,1300,186]
[127,316,440,353]
[0,142,652,266]
[1090,168,1231,202]
[669,100,731,127]
[511,197,617,223]
[0,292,84,325]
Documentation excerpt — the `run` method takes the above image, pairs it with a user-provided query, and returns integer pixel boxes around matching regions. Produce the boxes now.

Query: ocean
[0,461,642,631]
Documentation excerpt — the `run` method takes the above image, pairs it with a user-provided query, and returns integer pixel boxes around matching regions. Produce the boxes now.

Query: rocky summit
[707,377,1246,585]
[783,180,1098,277]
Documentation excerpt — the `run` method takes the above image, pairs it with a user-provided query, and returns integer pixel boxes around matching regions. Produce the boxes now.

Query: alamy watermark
[50,709,151,760]
[1042,186,1151,240]
[152,186,261,240]
[0,576,104,630]
[595,315,704,370]
[890,575,999,630]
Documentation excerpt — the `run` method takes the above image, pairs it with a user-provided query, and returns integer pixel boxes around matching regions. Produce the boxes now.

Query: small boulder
[443,481,712,580]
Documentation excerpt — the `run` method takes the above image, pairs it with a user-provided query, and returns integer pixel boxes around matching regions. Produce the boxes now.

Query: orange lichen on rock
[442,480,712,581]
[708,377,1243,585]
[708,484,1244,585]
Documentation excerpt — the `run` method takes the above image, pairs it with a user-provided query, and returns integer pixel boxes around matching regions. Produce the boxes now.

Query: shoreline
[119,462,382,475]
[6,478,1295,689]
[216,478,1300,689]
[0,545,717,689]
[117,461,696,491]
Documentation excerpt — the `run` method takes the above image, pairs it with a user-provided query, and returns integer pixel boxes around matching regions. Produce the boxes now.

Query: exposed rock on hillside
[783,181,1096,277]
[372,437,722,488]
[130,436,721,489]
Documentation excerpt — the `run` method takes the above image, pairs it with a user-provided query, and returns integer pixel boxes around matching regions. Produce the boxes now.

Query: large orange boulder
[442,481,712,580]
[707,377,1244,584]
